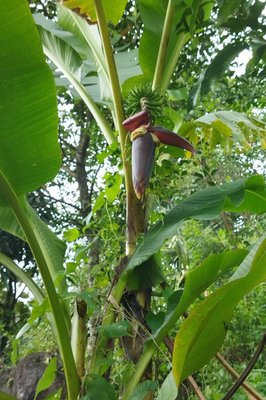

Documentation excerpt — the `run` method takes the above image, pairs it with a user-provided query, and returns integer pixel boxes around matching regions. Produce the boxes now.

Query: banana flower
[123,110,195,199]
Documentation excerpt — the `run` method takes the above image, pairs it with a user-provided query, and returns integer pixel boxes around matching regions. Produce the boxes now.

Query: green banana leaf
[179,111,266,150]
[173,235,266,385]
[36,19,115,144]
[0,1,60,205]
[155,371,177,400]
[57,4,112,102]
[62,0,127,26]
[0,3,79,395]
[188,42,247,109]
[138,0,214,84]
[35,11,141,104]
[126,175,266,273]
[148,248,248,344]
[0,1,67,288]
[201,43,247,96]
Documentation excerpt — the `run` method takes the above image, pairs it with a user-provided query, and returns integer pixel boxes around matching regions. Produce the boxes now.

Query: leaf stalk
[0,172,80,400]
[160,32,190,90]
[152,0,176,90]
[93,0,142,256]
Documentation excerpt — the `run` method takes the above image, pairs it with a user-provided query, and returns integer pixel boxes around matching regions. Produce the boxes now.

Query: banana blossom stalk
[123,110,195,199]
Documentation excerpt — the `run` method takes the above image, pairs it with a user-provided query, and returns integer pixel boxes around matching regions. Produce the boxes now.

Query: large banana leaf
[57,3,112,102]
[0,4,79,396]
[0,1,60,205]
[188,42,247,109]
[0,1,66,287]
[126,175,266,273]
[200,43,247,97]
[35,11,141,102]
[138,0,214,86]
[62,0,127,26]
[151,248,248,341]
[36,21,115,144]
[179,111,266,151]
[173,235,266,385]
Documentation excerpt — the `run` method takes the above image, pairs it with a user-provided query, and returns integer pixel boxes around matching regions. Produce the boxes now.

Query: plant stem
[186,376,206,400]
[71,299,87,379]
[93,0,143,255]
[93,0,125,144]
[216,353,264,400]
[152,0,176,90]
[0,173,80,400]
[91,0,147,381]
[122,342,155,400]
[160,32,190,90]
[89,274,128,374]
[122,292,189,398]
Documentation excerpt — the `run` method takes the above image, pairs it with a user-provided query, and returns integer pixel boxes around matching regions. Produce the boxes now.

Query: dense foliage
[0,1,265,399]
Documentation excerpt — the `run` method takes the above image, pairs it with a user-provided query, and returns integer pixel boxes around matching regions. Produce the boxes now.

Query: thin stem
[121,293,190,397]
[160,32,190,90]
[152,0,176,90]
[89,274,128,374]
[122,343,155,400]
[186,376,206,400]
[42,190,81,211]
[222,332,266,400]
[93,0,126,145]
[0,173,80,400]
[93,0,140,256]
[216,352,264,399]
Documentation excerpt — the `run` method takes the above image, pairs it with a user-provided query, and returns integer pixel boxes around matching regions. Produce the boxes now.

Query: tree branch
[41,191,81,211]
[61,165,77,178]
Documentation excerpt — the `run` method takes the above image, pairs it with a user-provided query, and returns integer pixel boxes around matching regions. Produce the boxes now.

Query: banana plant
[0,2,79,398]
[1,1,266,399]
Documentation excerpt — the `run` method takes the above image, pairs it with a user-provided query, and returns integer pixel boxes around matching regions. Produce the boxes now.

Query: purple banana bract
[123,111,196,199]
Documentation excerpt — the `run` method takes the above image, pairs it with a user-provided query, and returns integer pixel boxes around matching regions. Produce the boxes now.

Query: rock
[0,352,66,400]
